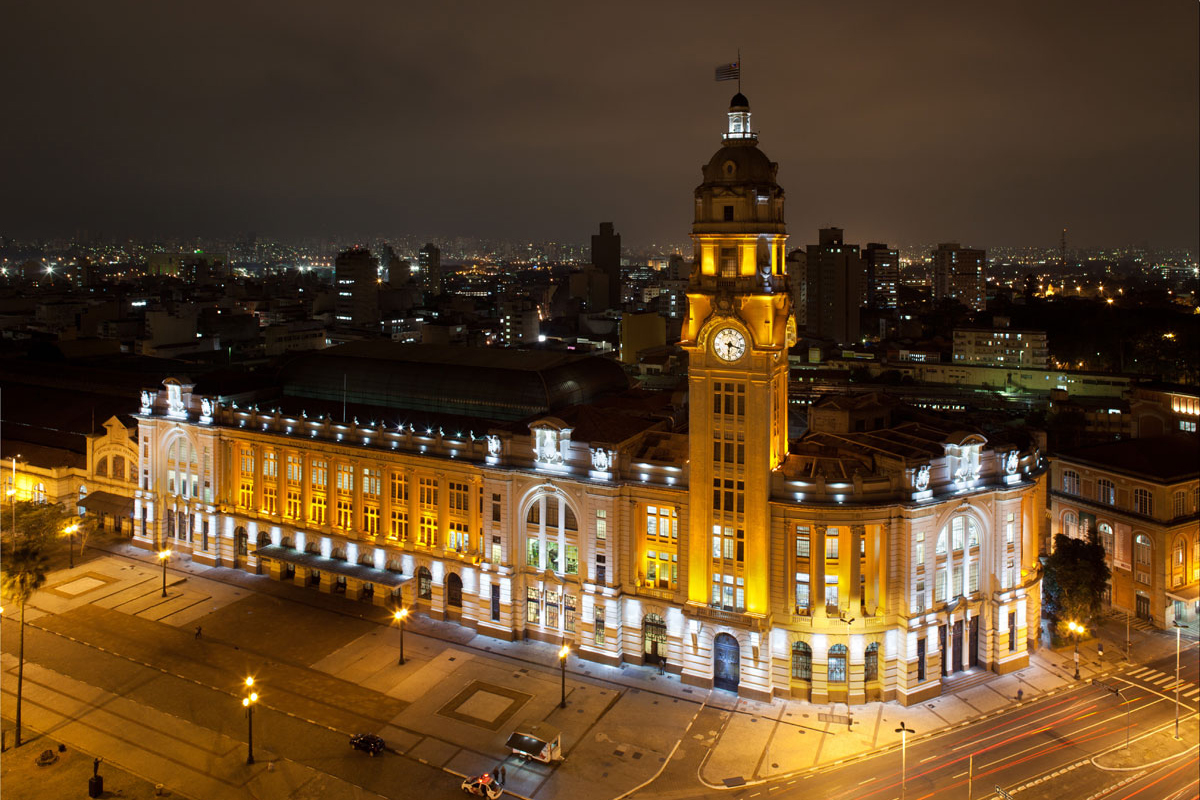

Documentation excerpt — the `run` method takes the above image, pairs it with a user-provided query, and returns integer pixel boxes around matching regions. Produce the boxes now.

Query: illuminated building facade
[133,97,1046,705]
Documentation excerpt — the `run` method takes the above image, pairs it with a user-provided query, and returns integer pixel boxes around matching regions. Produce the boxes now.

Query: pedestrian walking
[194,626,202,639]
[1017,688,1024,702]
[1098,641,1104,658]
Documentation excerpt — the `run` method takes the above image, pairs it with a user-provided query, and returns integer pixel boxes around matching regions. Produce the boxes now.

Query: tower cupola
[724,93,755,142]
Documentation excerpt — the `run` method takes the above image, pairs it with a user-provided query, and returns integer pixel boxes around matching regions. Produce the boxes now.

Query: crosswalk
[1125,666,1200,700]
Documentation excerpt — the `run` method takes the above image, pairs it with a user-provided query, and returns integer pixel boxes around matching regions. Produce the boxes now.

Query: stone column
[301,454,312,525]
[406,468,419,548]
[849,525,864,614]
[380,466,393,544]
[812,525,827,617]
[252,444,264,512]
[469,476,482,554]
[352,461,364,537]
[865,523,879,613]
[275,448,286,519]
[436,472,448,551]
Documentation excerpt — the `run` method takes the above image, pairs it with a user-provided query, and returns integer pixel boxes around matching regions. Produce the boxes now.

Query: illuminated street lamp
[63,522,80,569]
[894,720,915,795]
[558,644,570,708]
[158,549,171,597]
[393,608,409,665]
[242,677,258,765]
[1172,620,1185,740]
[1067,621,1085,680]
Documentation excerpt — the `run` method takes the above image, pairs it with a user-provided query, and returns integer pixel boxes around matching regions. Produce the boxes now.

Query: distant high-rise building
[861,242,899,309]
[591,222,621,309]
[785,249,807,327]
[932,242,986,311]
[419,243,442,295]
[804,227,866,344]
[334,247,380,329]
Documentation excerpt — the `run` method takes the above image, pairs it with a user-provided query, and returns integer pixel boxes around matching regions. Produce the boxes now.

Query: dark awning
[255,545,410,588]
[78,491,134,518]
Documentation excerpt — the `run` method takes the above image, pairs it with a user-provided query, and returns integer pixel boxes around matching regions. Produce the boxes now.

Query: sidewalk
[66,542,1196,798]
[697,614,1190,789]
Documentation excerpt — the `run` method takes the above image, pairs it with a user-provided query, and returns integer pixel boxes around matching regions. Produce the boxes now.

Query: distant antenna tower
[1060,228,1067,268]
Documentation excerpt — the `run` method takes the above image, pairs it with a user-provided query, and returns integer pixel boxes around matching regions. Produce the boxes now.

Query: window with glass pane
[527,538,540,568]
[795,573,809,611]
[791,641,812,680]
[796,526,810,557]
[827,644,848,683]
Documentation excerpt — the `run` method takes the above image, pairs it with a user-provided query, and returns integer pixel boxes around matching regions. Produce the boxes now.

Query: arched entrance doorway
[417,567,433,602]
[713,633,740,692]
[446,572,463,609]
[642,614,667,665]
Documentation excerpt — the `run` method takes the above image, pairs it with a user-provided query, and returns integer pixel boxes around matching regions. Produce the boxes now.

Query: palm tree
[2,541,48,747]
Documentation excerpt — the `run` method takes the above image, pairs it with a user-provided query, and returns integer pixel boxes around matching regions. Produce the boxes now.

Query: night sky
[3,1,1197,250]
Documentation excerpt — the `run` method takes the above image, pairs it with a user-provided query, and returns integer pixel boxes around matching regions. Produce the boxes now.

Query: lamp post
[158,549,171,597]
[840,614,856,726]
[1125,611,1131,662]
[894,721,914,795]
[1067,620,1084,680]
[393,608,408,665]
[7,454,18,536]
[558,644,570,708]
[1172,620,1185,740]
[242,677,258,765]
[64,523,79,569]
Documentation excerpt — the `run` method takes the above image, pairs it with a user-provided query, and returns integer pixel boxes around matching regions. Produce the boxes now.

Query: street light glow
[158,549,171,560]
[245,676,255,688]
[559,645,570,659]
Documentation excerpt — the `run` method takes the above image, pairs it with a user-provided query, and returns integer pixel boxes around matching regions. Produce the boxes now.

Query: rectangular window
[795,572,810,611]
[419,478,438,511]
[336,464,354,493]
[595,555,607,585]
[565,544,579,575]
[362,468,381,499]
[825,531,839,560]
[596,509,607,540]
[917,638,927,681]
[311,460,327,489]
[526,587,540,624]
[262,451,277,479]
[491,584,501,621]
[1006,512,1015,544]
[309,493,326,525]
[336,498,353,529]
[363,504,379,535]
[915,579,925,613]
[527,538,540,569]
[391,472,408,503]
[418,516,437,546]
[262,484,277,515]
[594,604,605,644]
[546,540,560,571]
[934,567,947,602]
[287,455,302,483]
[390,510,408,540]
[286,489,300,519]
[491,535,501,563]
[448,482,469,514]
[969,561,979,594]
[448,521,469,551]
[239,481,253,509]
[825,575,838,608]
[1008,611,1017,652]
[795,526,810,558]
[492,493,501,522]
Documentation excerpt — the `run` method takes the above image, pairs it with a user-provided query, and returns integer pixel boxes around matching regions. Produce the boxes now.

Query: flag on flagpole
[714,62,740,82]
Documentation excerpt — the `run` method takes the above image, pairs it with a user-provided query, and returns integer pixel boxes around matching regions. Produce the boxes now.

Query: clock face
[712,327,746,361]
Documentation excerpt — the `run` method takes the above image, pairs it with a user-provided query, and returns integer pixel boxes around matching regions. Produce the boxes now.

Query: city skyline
[3,1,1197,250]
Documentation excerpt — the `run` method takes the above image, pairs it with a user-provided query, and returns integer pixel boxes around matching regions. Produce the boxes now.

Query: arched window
[235,526,249,556]
[828,644,848,683]
[446,572,463,607]
[417,566,432,599]
[1063,511,1078,538]
[524,491,578,575]
[1172,537,1187,586]
[1134,534,1152,586]
[1062,470,1080,495]
[791,641,812,681]
[96,457,109,478]
[1099,523,1114,556]
[112,455,126,481]
[1097,479,1115,505]
[1134,489,1153,516]
[864,642,880,683]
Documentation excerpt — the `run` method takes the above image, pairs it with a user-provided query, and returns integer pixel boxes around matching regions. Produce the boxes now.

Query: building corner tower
[681,94,794,669]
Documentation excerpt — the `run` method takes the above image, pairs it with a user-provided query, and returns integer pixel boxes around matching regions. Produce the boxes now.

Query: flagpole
[737,48,742,92]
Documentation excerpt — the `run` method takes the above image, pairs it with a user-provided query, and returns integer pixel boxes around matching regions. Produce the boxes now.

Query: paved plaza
[2,545,1194,800]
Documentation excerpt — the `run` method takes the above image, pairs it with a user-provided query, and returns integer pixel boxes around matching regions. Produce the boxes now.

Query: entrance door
[969,616,980,668]
[713,633,740,692]
[1136,594,1151,621]
[939,625,948,676]
[446,573,463,608]
[951,620,964,674]
[643,614,667,664]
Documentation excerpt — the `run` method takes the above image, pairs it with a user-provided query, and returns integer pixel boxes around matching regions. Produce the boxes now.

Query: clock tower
[681,93,793,621]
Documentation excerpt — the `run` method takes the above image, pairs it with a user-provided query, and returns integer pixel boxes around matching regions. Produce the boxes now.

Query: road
[634,648,1200,800]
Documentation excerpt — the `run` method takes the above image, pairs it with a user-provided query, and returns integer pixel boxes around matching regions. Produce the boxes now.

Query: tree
[1042,533,1110,639]
[4,501,70,548]
[2,540,48,747]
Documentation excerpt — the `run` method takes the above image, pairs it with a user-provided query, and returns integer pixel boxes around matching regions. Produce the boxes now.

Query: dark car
[350,733,385,756]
